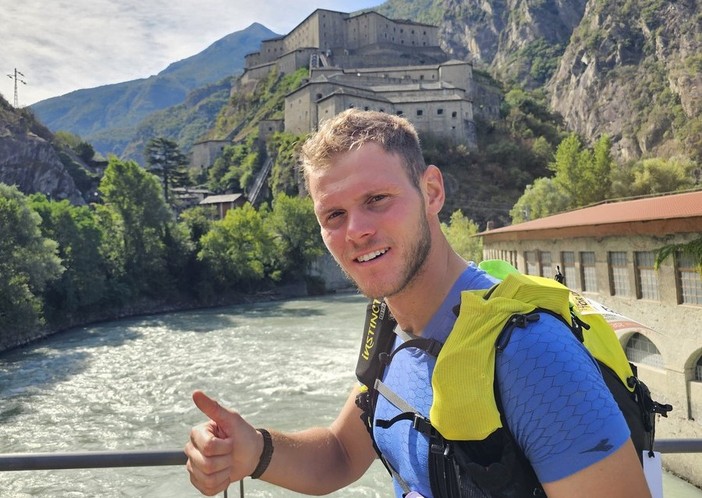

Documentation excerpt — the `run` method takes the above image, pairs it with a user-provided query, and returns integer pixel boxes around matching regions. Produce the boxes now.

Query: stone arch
[684,347,702,382]
[624,332,664,368]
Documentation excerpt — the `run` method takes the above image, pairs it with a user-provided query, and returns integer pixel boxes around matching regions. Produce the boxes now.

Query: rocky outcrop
[0,96,87,204]
[438,0,587,87]
[547,0,702,161]
[0,134,85,204]
[431,0,700,161]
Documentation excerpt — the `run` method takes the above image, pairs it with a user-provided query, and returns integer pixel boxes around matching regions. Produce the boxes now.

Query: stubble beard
[346,211,432,300]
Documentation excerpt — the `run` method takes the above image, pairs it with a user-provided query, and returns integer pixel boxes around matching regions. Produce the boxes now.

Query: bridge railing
[1,439,701,494]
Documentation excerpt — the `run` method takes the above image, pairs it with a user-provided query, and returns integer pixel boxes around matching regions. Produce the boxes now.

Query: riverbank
[0,279,318,354]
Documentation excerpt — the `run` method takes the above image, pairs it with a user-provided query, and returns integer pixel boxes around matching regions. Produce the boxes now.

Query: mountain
[30,23,277,158]
[26,2,702,166]
[376,0,701,163]
[547,0,701,162]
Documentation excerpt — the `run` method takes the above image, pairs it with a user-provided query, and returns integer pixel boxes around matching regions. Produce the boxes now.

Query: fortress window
[696,356,702,381]
[364,106,370,111]
[396,110,404,116]
[437,108,444,115]
[452,111,458,118]
[416,109,423,116]
[316,93,323,100]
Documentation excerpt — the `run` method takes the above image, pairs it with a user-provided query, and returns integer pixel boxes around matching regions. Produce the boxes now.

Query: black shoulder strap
[355,299,397,388]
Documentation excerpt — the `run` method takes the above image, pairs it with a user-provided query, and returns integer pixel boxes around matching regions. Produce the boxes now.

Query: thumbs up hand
[185,391,263,496]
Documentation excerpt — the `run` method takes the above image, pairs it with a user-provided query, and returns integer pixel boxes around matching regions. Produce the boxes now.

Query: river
[1,294,700,497]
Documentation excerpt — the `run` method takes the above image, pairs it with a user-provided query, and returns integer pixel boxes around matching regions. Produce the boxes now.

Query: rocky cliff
[383,0,701,163]
[547,0,702,162]
[0,96,87,204]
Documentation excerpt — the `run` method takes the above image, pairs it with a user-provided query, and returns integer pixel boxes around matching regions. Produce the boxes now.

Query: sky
[1,0,384,106]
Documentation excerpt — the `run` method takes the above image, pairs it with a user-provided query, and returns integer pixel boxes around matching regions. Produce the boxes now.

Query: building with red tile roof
[481,189,702,241]
[479,189,702,483]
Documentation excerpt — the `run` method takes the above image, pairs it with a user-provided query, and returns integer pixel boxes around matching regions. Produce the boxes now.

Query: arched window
[625,333,663,368]
[696,356,702,382]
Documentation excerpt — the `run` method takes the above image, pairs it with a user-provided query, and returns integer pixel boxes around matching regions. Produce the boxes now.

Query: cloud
[1,0,383,106]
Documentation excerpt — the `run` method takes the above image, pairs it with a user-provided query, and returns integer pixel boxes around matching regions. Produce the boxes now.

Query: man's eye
[369,195,387,203]
[327,211,343,221]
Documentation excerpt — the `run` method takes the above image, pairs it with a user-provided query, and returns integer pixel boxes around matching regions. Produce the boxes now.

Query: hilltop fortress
[247,9,476,144]
[192,9,496,171]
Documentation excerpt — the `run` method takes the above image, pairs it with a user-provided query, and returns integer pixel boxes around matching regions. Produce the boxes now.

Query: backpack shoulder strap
[355,299,397,388]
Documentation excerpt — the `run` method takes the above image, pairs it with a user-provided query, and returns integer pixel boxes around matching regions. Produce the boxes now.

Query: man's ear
[422,165,445,215]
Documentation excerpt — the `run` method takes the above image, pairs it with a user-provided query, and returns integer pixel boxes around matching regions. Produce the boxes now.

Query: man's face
[308,143,431,299]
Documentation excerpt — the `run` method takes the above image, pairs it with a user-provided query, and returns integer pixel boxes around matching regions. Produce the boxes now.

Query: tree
[547,133,615,209]
[265,193,324,280]
[144,137,188,204]
[581,135,614,204]
[208,135,259,194]
[510,177,572,223]
[198,203,275,291]
[29,195,107,323]
[628,157,697,196]
[440,210,483,262]
[0,184,63,337]
[179,206,215,249]
[99,158,173,296]
[268,132,306,198]
[549,133,585,207]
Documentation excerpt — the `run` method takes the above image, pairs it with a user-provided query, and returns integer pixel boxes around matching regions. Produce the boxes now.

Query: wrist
[250,428,273,479]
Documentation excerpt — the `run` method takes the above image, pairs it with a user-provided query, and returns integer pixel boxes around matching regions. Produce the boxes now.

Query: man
[185,109,651,497]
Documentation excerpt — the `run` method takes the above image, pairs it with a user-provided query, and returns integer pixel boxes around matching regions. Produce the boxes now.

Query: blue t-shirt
[372,264,630,497]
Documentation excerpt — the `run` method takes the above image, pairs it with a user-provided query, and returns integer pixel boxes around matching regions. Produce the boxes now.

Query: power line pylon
[6,68,27,107]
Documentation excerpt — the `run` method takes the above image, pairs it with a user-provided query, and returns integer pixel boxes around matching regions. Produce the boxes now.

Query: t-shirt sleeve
[495,313,631,484]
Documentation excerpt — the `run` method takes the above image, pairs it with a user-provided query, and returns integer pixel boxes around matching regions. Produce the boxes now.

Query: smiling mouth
[356,248,388,263]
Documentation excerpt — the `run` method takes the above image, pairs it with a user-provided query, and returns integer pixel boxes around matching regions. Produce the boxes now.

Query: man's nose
[345,211,375,242]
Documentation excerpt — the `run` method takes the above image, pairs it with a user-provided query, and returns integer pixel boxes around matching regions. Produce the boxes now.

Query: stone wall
[190,140,228,170]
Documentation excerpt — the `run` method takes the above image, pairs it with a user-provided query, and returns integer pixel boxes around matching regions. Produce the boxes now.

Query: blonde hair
[300,109,426,191]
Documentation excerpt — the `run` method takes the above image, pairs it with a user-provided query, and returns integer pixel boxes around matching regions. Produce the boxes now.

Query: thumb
[192,390,237,437]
